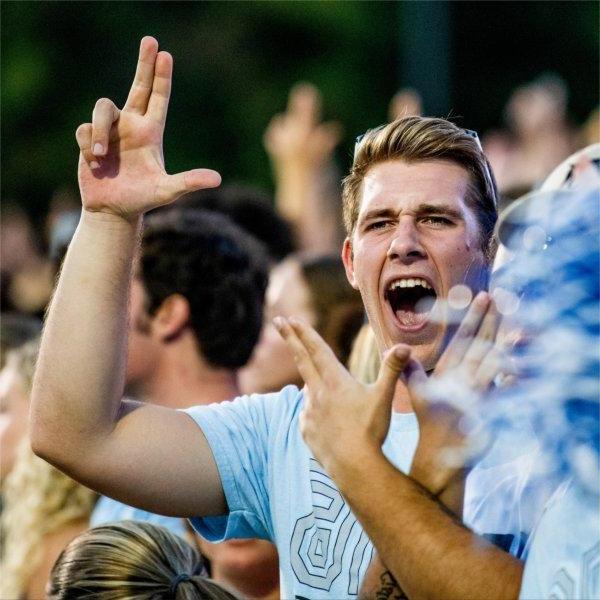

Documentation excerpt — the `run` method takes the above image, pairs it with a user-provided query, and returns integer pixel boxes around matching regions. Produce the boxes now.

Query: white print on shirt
[290,458,374,596]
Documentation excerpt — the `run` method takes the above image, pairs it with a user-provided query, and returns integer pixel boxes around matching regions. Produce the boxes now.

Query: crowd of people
[1,35,598,600]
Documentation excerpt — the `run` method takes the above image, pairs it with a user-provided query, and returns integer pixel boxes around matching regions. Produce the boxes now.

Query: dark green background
[2,1,598,225]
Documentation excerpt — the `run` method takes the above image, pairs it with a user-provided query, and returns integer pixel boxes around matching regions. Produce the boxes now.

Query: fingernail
[90,161,100,170]
[273,316,285,330]
[93,143,104,156]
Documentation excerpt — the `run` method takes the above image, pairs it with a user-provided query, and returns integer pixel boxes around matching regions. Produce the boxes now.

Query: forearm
[272,160,338,252]
[31,210,141,462]
[410,448,468,518]
[332,451,523,600]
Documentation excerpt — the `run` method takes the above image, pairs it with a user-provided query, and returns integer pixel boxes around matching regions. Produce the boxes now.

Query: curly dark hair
[140,208,268,370]
[177,185,296,262]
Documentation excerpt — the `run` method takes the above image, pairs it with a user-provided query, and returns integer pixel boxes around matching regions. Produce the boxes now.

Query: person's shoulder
[181,385,304,427]
[245,384,305,420]
[260,384,304,405]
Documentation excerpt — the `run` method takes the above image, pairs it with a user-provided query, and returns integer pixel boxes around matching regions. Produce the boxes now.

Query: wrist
[81,209,142,231]
[322,443,389,492]
[271,156,326,178]
[409,446,468,497]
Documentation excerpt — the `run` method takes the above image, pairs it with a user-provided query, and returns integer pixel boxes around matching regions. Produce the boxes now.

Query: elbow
[29,402,60,463]
[30,424,54,462]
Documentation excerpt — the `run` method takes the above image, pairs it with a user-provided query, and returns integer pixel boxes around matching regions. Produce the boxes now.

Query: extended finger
[476,347,518,391]
[123,36,159,114]
[274,317,321,386]
[76,122,103,172]
[146,51,173,124]
[437,291,490,372]
[461,301,501,377]
[317,121,343,153]
[91,98,120,157]
[288,83,320,126]
[375,344,411,398]
[403,358,428,411]
[288,317,348,384]
[156,168,222,205]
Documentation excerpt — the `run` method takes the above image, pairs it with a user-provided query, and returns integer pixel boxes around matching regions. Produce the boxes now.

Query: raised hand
[407,291,505,496]
[75,37,221,221]
[264,83,342,171]
[274,316,411,475]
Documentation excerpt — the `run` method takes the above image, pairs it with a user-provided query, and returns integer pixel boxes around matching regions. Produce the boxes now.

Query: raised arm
[264,83,343,252]
[30,37,226,517]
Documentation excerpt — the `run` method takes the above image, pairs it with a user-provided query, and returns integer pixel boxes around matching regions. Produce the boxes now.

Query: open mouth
[384,277,437,329]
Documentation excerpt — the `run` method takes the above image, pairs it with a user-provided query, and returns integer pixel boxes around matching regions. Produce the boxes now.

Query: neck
[134,347,240,409]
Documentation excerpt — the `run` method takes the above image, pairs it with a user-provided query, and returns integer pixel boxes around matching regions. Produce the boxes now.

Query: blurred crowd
[1,56,599,600]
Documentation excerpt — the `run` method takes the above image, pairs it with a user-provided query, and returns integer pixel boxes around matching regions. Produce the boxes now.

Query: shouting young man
[31,37,519,599]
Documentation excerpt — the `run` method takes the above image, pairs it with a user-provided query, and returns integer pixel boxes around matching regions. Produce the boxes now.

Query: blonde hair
[0,341,97,599]
[348,324,381,385]
[342,116,498,255]
[5,337,39,391]
[47,521,238,600]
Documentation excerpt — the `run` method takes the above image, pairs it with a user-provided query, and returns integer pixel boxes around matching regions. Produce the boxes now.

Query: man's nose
[387,219,427,262]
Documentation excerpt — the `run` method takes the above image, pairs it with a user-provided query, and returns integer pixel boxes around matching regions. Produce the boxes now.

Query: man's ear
[342,237,359,290]
[153,294,190,342]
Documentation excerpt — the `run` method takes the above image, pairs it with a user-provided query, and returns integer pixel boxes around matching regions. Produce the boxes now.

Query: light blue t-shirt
[463,426,552,557]
[519,479,600,600]
[184,385,419,599]
[90,495,188,538]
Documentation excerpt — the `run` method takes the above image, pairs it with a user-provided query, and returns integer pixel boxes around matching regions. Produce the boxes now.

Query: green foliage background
[2,1,598,225]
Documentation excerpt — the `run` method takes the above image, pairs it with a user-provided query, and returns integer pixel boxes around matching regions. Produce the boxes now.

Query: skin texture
[342,159,488,373]
[123,275,161,398]
[31,38,278,599]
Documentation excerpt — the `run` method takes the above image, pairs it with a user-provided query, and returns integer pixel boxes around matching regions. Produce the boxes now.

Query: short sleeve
[182,388,298,543]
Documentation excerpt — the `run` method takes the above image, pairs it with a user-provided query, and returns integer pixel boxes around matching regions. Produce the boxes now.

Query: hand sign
[275,315,411,475]
[75,37,221,221]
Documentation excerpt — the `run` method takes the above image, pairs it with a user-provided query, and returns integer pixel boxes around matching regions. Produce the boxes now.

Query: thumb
[402,358,428,411]
[160,168,222,204]
[375,344,411,398]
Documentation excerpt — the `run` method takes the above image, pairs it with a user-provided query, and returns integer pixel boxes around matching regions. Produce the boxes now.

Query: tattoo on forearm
[375,570,408,600]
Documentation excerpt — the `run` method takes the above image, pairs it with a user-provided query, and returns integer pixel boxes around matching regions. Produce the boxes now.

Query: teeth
[389,278,431,291]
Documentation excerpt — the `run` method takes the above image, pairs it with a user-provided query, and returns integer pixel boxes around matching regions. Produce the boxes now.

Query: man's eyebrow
[359,208,397,225]
[359,204,464,225]
[416,203,464,219]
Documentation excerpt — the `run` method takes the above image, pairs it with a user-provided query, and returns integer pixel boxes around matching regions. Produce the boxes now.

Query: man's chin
[385,332,442,372]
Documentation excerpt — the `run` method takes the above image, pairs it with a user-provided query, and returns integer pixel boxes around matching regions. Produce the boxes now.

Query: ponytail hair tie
[169,573,191,594]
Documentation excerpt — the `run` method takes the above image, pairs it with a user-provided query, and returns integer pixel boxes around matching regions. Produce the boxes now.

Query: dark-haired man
[90,208,280,599]
[32,37,520,599]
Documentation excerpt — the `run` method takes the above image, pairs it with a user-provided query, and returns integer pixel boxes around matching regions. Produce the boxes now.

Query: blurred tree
[1,1,597,226]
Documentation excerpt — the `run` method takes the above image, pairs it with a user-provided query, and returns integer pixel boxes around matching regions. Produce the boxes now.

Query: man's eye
[421,216,453,226]
[366,221,391,231]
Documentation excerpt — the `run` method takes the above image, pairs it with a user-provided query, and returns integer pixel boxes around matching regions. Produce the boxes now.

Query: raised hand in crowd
[264,82,343,251]
[31,37,226,520]
[76,36,220,220]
